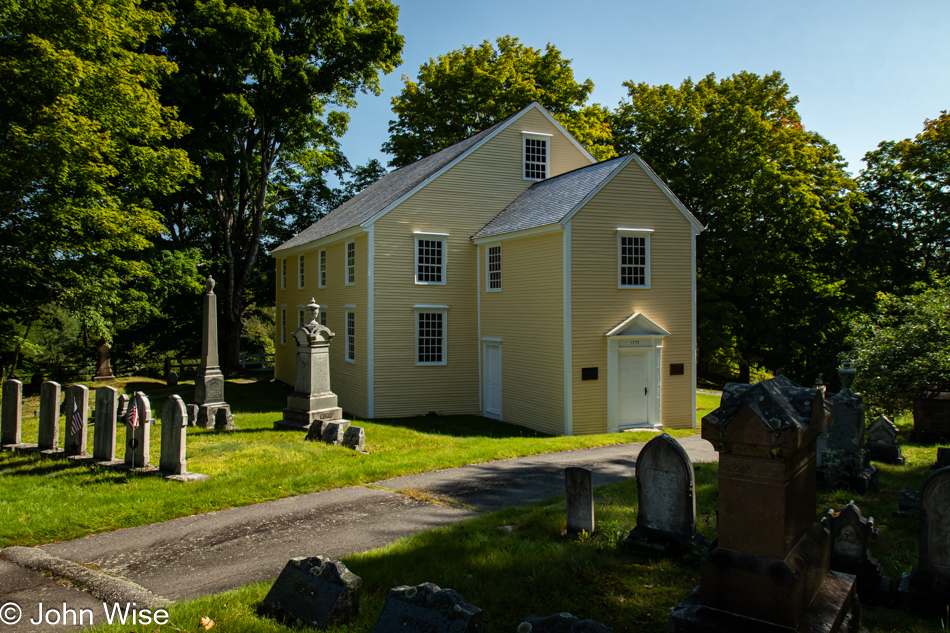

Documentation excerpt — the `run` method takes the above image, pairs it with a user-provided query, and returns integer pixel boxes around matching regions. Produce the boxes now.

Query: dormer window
[522,132,551,180]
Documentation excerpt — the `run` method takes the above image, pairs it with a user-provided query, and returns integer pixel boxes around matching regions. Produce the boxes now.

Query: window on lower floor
[280,309,287,345]
[319,309,327,327]
[416,309,447,365]
[345,310,355,362]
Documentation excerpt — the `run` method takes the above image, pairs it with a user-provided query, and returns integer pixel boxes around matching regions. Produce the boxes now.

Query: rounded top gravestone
[919,466,950,578]
[635,433,696,535]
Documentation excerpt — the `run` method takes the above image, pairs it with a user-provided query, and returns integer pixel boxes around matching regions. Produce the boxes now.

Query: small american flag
[70,401,83,435]
[128,400,139,428]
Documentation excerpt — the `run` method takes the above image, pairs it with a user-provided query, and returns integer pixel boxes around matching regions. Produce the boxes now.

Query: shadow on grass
[369,415,554,439]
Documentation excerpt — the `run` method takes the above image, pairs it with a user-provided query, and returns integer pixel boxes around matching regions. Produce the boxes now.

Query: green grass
[0,377,699,547]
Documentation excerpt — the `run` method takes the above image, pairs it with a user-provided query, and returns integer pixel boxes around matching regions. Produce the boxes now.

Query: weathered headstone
[895,489,922,518]
[669,375,859,633]
[117,394,130,423]
[166,370,179,387]
[371,583,481,633]
[259,556,361,627]
[93,341,115,381]
[277,299,345,431]
[93,386,119,462]
[214,406,236,431]
[517,613,611,633]
[187,404,198,427]
[124,392,151,468]
[912,391,950,443]
[817,360,879,493]
[867,414,905,465]
[193,276,230,428]
[38,381,61,451]
[564,467,594,536]
[824,501,892,605]
[625,433,705,553]
[321,421,351,445]
[160,396,188,475]
[1,379,23,446]
[342,426,365,452]
[932,447,950,470]
[899,466,950,612]
[63,384,90,456]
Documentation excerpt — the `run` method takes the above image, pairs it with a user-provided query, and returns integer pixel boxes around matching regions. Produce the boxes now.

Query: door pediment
[605,312,670,338]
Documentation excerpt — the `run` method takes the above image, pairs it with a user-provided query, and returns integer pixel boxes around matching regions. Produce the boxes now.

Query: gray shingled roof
[472,155,630,239]
[272,117,512,252]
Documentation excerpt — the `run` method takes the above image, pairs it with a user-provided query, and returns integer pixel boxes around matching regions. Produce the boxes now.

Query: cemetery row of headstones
[305,419,366,451]
[0,379,208,482]
[259,555,611,633]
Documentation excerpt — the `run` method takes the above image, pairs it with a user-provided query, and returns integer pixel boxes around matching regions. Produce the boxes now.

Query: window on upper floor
[523,132,551,180]
[281,259,287,289]
[415,307,447,366]
[345,242,355,285]
[414,232,448,284]
[319,249,326,288]
[280,308,287,345]
[486,244,501,291]
[618,228,653,289]
[298,254,305,289]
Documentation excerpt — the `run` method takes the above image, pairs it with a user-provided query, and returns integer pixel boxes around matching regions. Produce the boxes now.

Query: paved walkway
[0,435,716,632]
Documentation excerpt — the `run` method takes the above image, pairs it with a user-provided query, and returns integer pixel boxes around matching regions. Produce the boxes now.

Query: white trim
[414,233,447,285]
[605,312,671,338]
[345,240,355,286]
[617,227,654,233]
[412,304,449,310]
[270,226,363,259]
[630,154,705,232]
[559,155,637,227]
[476,245,482,412]
[618,232,652,289]
[414,306,448,366]
[480,337,503,342]
[691,225,699,429]
[472,223,561,245]
[522,132,550,181]
[345,309,355,363]
[485,243,502,292]
[318,249,326,288]
[367,225,375,418]
[533,104,597,164]
[343,304,356,308]
[520,130,552,137]
[563,220,573,436]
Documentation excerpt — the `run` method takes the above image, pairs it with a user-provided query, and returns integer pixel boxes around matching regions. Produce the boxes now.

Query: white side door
[483,343,502,419]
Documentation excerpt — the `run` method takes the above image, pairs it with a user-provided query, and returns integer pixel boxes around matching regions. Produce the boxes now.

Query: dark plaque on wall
[581,367,599,381]
[669,363,685,376]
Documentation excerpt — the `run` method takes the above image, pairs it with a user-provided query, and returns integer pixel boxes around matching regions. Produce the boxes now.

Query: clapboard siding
[479,231,564,435]
[570,159,695,433]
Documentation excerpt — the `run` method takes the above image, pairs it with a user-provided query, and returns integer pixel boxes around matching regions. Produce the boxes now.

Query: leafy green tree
[0,0,196,380]
[383,35,616,167]
[849,277,950,414]
[151,0,403,372]
[612,72,862,385]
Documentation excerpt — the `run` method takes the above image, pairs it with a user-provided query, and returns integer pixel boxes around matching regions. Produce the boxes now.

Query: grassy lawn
[84,411,944,633]
[0,378,703,548]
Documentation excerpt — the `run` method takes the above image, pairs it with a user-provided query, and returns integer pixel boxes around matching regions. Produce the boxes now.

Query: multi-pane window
[346,242,355,285]
[415,237,445,284]
[619,232,650,288]
[487,245,501,291]
[298,309,305,329]
[298,255,305,288]
[416,311,446,365]
[280,309,287,344]
[281,259,287,289]
[319,309,327,327]
[319,250,326,288]
[345,311,355,362]
[524,136,548,180]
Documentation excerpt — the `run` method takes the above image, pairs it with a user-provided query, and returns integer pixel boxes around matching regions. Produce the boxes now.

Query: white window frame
[280,258,287,289]
[414,305,448,366]
[280,307,287,345]
[522,131,552,181]
[319,309,327,327]
[618,228,653,289]
[297,254,305,289]
[486,243,502,292]
[344,306,355,363]
[345,241,355,286]
[318,249,326,288]
[413,232,448,285]
[297,307,305,329]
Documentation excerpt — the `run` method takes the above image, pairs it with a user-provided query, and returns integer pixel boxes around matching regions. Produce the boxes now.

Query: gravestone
[342,426,365,452]
[669,375,859,633]
[124,392,151,468]
[322,421,351,446]
[912,391,950,443]
[38,381,61,451]
[259,556,361,627]
[93,386,119,462]
[63,384,90,456]
[277,299,345,431]
[187,404,198,427]
[159,395,208,481]
[517,613,611,633]
[1,379,23,446]
[818,360,879,493]
[214,406,236,431]
[166,370,178,387]
[899,466,950,612]
[867,414,905,465]
[824,501,891,605]
[565,467,594,536]
[625,433,705,553]
[193,276,231,428]
[932,447,950,470]
[93,341,115,381]
[895,489,921,518]
[371,583,482,633]
[117,394,130,423]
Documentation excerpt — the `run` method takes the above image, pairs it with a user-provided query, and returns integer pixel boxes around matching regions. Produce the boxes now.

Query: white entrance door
[619,351,650,426]
[484,343,502,419]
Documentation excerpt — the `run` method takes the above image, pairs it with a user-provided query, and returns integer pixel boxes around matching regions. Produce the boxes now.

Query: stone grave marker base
[195,403,232,429]
[817,465,879,494]
[897,568,950,614]
[869,444,905,465]
[166,472,211,482]
[277,405,343,431]
[669,571,859,633]
[519,612,611,632]
[624,525,707,555]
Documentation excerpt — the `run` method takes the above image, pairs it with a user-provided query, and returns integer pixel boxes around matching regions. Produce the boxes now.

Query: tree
[0,0,196,380]
[382,35,616,167]
[612,72,862,385]
[150,0,403,372]
[849,277,950,414]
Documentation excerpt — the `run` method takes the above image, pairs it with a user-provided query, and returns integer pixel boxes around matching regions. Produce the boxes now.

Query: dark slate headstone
[370,583,482,633]
[322,421,351,445]
[1,379,22,446]
[305,420,329,441]
[895,489,921,518]
[932,447,950,470]
[625,433,704,553]
[259,556,361,627]
[899,467,950,611]
[823,501,891,605]
[342,425,365,451]
[565,467,594,536]
[517,613,612,633]
[912,391,950,443]
[867,414,905,465]
[817,361,878,493]
[166,370,179,387]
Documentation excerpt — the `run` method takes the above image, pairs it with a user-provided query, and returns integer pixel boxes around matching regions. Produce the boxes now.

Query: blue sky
[338,0,950,177]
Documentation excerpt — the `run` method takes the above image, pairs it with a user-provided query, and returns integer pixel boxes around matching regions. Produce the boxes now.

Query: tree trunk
[738,362,751,384]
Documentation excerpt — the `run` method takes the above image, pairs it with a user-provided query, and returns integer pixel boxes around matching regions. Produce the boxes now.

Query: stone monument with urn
[276,299,344,432]
[193,276,232,428]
